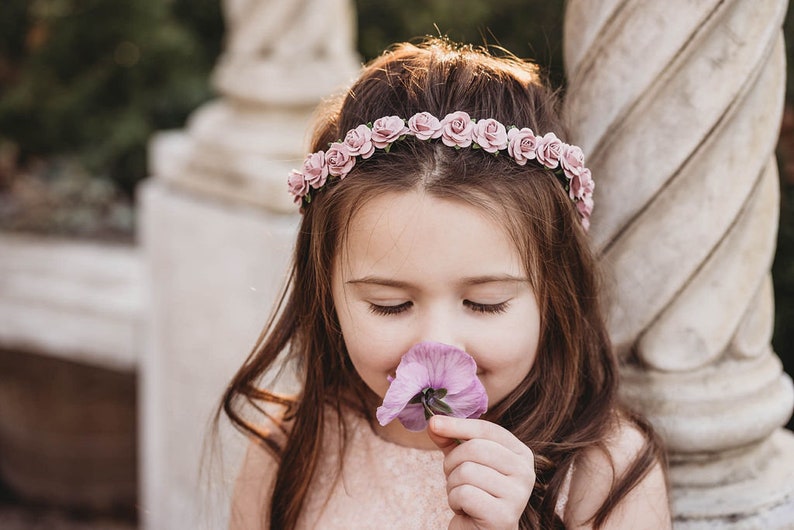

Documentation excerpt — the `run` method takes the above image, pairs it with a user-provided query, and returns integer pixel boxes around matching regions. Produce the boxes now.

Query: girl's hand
[428,415,536,530]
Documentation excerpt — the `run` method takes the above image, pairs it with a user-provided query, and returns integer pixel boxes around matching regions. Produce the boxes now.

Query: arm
[228,440,279,530]
[563,421,671,530]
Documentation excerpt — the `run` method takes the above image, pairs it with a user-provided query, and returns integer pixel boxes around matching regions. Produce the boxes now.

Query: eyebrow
[346,274,530,288]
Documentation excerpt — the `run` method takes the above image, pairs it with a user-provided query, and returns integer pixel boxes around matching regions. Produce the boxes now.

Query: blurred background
[0,0,791,528]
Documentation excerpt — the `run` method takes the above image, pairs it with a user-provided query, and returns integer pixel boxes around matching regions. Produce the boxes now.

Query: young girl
[222,38,671,529]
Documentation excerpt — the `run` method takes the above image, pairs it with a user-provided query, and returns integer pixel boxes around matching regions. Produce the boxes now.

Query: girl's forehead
[336,190,525,281]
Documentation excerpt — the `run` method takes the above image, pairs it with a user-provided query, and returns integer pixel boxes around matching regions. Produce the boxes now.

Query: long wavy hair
[220,38,665,529]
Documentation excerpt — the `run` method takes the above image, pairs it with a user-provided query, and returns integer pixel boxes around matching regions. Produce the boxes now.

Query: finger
[429,415,529,455]
[447,483,495,519]
[444,440,526,476]
[427,419,460,454]
[447,484,519,528]
[446,460,515,500]
[443,437,527,479]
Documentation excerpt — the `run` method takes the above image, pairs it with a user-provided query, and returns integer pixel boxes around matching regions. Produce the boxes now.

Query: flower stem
[421,393,461,445]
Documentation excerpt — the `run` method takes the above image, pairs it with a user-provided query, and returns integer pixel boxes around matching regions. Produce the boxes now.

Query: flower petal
[377,342,488,428]
[394,403,429,431]
[376,361,430,426]
[446,378,489,419]
[405,342,478,394]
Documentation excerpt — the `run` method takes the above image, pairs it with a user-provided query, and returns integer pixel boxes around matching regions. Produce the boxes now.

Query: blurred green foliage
[775,5,794,396]
[774,172,793,362]
[0,0,223,195]
[357,0,566,85]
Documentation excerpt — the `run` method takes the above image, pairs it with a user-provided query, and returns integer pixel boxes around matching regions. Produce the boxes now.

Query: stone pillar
[564,0,794,527]
[139,1,359,528]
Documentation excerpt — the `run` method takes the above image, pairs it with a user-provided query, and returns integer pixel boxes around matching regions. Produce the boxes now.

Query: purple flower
[376,342,489,432]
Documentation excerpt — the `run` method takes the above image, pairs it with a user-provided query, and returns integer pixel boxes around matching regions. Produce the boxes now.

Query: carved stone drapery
[564,0,794,526]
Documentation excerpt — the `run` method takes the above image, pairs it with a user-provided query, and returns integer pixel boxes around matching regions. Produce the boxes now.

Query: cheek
[344,338,404,398]
[475,309,541,402]
[332,259,403,398]
[480,340,538,402]
[332,294,405,397]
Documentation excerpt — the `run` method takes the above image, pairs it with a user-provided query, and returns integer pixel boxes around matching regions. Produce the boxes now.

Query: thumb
[427,416,459,454]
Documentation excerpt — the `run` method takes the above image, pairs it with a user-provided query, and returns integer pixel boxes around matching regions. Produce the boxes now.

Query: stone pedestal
[564,0,794,527]
[139,180,297,529]
[139,1,359,528]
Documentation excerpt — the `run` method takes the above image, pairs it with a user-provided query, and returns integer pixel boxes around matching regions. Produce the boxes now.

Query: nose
[417,305,466,352]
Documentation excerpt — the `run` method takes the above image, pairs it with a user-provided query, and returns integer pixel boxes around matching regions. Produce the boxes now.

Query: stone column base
[672,428,794,529]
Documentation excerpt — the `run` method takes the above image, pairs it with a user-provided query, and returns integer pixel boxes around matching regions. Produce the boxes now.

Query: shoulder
[563,416,671,529]
[228,403,293,530]
[228,439,279,530]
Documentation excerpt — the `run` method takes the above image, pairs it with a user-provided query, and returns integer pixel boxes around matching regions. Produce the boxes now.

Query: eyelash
[464,300,510,314]
[367,300,510,316]
[368,302,412,315]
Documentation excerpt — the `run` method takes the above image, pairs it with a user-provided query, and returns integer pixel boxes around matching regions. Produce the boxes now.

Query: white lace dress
[287,409,571,529]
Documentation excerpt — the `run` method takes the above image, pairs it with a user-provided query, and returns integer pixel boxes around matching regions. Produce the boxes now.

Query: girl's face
[332,189,541,448]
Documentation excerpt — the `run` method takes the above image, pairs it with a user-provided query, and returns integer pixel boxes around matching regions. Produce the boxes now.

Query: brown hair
[221,38,665,529]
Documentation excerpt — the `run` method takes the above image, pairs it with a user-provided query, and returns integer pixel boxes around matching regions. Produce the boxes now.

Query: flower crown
[288,111,594,229]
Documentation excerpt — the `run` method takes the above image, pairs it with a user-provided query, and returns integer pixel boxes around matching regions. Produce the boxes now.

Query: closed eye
[464,300,510,314]
[368,301,412,316]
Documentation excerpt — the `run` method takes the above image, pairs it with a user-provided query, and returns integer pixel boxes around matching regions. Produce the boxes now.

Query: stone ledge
[0,232,143,371]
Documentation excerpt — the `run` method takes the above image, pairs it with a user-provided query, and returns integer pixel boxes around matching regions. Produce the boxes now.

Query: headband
[287,111,594,229]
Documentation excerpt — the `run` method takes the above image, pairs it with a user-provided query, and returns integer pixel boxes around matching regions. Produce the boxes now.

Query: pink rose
[302,151,328,189]
[569,167,594,201]
[507,127,538,165]
[577,195,594,230]
[535,132,563,169]
[343,124,375,159]
[371,116,408,149]
[325,142,355,178]
[581,168,595,196]
[560,144,585,180]
[472,118,508,153]
[407,112,443,140]
[570,176,582,201]
[440,111,475,148]
[287,169,309,202]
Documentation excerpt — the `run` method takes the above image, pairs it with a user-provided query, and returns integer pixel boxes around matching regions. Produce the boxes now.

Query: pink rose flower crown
[376,342,489,432]
[288,111,595,230]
